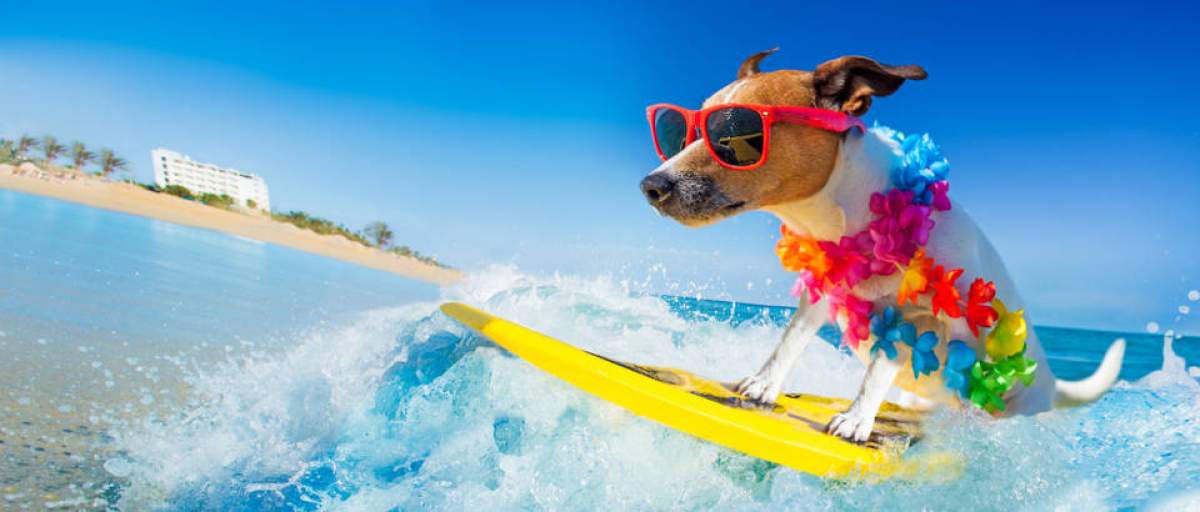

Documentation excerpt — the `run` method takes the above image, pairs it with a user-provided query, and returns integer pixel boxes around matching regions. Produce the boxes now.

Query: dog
[639,49,1126,441]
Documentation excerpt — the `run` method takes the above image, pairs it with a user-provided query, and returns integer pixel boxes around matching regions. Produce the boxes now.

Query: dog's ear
[813,56,927,116]
[737,48,779,79]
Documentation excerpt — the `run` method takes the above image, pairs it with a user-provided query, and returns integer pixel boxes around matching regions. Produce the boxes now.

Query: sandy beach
[0,163,461,286]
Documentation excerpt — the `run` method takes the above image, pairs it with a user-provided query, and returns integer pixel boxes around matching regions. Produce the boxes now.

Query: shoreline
[0,164,462,285]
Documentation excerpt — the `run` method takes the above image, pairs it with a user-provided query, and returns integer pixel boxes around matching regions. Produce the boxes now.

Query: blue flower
[869,306,913,360]
[889,132,951,207]
[904,330,941,379]
[944,339,976,397]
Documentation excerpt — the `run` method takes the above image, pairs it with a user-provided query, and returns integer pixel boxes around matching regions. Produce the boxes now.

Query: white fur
[735,298,826,401]
[828,353,902,442]
[721,80,750,104]
[741,128,1124,440]
[1055,338,1126,406]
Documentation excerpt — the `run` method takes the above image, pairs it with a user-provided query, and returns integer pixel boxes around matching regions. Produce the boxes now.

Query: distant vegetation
[199,192,236,210]
[360,220,443,266]
[363,221,394,247]
[161,184,195,200]
[271,215,448,267]
[0,133,128,177]
[271,210,372,247]
[2,132,449,269]
[388,244,445,268]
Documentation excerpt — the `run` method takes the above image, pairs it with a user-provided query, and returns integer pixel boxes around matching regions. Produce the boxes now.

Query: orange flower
[929,265,964,318]
[897,248,933,305]
[776,228,832,281]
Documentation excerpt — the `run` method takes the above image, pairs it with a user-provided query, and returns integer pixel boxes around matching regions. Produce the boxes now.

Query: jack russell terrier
[639,49,1125,442]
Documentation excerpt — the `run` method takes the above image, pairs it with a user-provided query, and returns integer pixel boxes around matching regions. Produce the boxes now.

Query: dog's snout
[640,174,674,204]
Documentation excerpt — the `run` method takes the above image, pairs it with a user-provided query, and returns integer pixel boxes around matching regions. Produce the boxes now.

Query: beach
[0,163,461,286]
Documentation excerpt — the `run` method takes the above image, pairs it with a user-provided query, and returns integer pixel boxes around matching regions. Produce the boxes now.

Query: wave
[107,266,1200,510]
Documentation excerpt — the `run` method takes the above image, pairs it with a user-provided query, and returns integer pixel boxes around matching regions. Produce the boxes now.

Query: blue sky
[1,0,1197,333]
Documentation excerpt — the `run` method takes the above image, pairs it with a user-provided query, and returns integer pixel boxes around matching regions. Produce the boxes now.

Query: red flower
[930,265,964,318]
[965,278,999,337]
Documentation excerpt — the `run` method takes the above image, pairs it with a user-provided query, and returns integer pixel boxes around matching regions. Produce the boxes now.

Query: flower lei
[776,127,1036,413]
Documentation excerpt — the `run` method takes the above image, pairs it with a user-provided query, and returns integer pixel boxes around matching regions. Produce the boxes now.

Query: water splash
[108,266,1200,510]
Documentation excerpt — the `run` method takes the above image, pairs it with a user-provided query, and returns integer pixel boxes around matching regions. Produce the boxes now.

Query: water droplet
[103,457,133,478]
[1181,305,1192,315]
[1189,290,1200,301]
[1146,321,1160,334]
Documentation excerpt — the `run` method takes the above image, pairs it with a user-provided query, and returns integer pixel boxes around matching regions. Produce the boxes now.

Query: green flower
[967,350,1037,413]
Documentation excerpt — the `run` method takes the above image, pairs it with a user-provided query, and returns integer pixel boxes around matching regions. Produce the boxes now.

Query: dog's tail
[1053,339,1126,408]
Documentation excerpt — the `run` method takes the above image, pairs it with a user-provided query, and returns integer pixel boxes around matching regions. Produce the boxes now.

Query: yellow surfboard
[441,302,948,480]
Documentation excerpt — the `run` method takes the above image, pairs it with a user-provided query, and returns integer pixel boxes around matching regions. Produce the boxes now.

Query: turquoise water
[2,190,1199,510]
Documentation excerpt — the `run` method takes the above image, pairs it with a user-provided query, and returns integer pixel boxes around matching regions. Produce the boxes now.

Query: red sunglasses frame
[645,103,866,171]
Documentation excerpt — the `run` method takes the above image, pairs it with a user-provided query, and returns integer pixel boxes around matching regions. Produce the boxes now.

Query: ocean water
[2,190,1199,510]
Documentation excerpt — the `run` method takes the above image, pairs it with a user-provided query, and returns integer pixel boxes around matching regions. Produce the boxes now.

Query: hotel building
[151,148,270,211]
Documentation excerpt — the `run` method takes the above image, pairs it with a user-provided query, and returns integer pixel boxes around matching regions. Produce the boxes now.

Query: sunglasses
[646,103,866,170]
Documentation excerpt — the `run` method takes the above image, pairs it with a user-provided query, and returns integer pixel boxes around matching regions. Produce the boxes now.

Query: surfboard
[440,302,948,480]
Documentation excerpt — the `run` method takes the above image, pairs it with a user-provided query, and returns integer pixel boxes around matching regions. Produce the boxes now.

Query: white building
[151,148,270,211]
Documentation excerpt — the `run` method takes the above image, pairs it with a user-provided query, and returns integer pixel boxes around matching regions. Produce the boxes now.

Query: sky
[0,0,1197,334]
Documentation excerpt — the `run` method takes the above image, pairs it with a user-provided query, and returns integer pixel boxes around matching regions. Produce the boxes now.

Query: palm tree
[69,141,95,171]
[0,139,15,163]
[363,221,394,248]
[16,135,37,160]
[98,149,128,176]
[41,136,65,166]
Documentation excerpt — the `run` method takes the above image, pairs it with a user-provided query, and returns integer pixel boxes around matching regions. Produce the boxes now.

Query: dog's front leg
[734,300,825,404]
[827,352,901,442]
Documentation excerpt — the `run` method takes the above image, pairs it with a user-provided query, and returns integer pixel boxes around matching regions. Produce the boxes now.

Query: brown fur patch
[694,70,843,210]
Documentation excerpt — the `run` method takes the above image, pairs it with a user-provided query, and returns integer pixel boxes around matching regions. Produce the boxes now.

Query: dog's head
[640,50,926,226]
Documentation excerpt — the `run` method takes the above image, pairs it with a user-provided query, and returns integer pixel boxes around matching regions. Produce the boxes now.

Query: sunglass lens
[706,107,764,167]
[653,108,688,160]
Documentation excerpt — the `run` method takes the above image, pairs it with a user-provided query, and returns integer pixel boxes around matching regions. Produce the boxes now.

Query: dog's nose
[640,174,674,204]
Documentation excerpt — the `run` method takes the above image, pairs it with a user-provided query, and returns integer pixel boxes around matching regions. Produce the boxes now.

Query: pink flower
[790,271,823,304]
[866,189,934,270]
[822,237,871,288]
[827,289,872,349]
[928,180,950,211]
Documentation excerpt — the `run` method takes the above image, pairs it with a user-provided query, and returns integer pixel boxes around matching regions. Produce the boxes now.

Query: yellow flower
[985,299,1027,360]
[897,249,933,305]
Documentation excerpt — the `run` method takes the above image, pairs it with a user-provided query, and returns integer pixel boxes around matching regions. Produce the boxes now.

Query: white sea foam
[108,266,1200,510]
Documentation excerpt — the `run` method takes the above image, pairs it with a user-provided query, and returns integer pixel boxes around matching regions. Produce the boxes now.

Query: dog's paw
[826,410,875,443]
[734,373,783,404]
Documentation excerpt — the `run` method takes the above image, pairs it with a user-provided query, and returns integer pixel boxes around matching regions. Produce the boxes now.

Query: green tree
[41,136,64,166]
[162,184,195,200]
[246,198,257,209]
[69,141,95,170]
[98,149,128,176]
[198,192,235,209]
[16,135,37,160]
[363,221,394,248]
[0,139,15,163]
